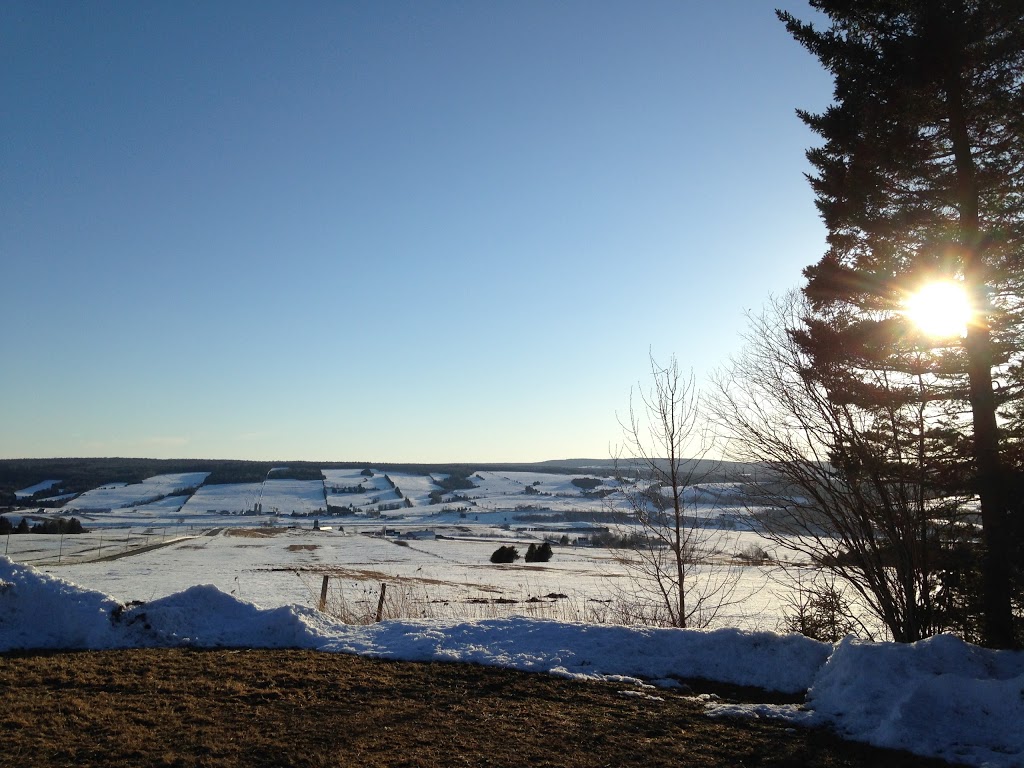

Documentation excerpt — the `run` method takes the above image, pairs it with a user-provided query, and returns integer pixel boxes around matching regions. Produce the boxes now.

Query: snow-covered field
[0,468,843,632]
[15,479,61,498]
[179,482,263,516]
[387,471,442,505]
[3,523,776,624]
[257,479,328,516]
[323,469,403,513]
[64,472,210,511]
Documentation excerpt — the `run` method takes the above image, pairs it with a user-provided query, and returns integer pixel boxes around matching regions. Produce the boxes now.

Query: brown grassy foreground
[0,649,956,768]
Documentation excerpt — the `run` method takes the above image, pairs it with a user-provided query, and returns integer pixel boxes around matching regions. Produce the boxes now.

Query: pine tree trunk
[945,60,1014,649]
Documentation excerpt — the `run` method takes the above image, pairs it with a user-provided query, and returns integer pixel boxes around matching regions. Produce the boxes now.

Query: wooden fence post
[318,575,330,612]
[375,583,388,622]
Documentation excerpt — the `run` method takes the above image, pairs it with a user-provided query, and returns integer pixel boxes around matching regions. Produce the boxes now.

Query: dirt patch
[87,537,201,563]
[0,648,959,768]
[286,544,319,552]
[273,566,491,591]
[225,528,288,538]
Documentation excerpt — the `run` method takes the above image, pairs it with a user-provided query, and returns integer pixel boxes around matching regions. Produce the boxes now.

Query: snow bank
[2,557,1021,767]
[0,558,825,691]
[320,618,829,694]
[807,635,1024,767]
[125,585,347,649]
[0,557,127,650]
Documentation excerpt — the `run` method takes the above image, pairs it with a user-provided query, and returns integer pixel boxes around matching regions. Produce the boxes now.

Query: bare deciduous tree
[613,355,740,629]
[710,295,970,642]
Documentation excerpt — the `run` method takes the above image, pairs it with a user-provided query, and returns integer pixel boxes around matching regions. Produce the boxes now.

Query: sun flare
[904,280,972,338]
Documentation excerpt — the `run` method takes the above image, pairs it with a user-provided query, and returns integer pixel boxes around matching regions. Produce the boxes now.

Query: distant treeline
[514,509,634,524]
[0,458,348,494]
[1,457,758,503]
[0,515,85,535]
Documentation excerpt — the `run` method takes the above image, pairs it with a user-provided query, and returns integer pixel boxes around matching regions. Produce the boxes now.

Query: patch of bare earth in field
[224,528,289,538]
[0,649,959,768]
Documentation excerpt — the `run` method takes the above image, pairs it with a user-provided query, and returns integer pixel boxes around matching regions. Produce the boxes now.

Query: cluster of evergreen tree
[0,516,29,534]
[488,542,555,564]
[0,516,84,534]
[435,472,477,492]
[524,542,553,562]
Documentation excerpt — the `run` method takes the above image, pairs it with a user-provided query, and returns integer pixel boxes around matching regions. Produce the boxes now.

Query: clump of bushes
[735,543,771,565]
[525,542,553,563]
[489,542,554,564]
[490,545,520,564]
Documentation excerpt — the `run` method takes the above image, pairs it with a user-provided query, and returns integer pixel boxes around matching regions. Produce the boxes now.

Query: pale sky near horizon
[2,1,833,463]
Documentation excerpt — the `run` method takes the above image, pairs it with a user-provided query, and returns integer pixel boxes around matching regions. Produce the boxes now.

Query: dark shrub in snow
[524,542,553,563]
[490,545,520,564]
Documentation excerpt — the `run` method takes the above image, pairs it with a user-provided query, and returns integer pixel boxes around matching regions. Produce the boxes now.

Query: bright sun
[904,280,973,338]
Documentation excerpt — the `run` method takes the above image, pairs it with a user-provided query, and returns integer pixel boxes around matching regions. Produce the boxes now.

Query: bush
[736,543,770,565]
[571,477,602,491]
[782,579,857,643]
[490,545,520,564]
[524,542,553,563]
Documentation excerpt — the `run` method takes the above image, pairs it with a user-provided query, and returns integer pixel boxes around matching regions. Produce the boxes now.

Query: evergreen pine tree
[781,0,1024,648]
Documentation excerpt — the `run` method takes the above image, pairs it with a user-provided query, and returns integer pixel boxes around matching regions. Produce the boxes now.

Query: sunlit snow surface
[15,479,61,498]
[64,472,210,511]
[1,557,1021,768]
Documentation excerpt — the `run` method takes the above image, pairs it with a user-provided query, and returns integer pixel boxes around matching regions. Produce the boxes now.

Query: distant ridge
[1,456,755,496]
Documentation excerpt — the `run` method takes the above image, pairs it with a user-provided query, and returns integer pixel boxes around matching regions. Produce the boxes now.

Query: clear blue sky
[2,1,832,463]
